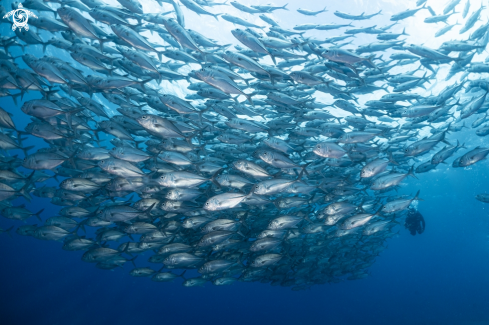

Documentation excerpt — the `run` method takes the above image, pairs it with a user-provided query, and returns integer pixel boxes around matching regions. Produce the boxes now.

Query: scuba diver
[405,208,425,236]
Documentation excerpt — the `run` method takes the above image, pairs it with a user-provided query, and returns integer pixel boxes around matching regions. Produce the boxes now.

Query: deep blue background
[2,168,489,325]
[1,0,489,324]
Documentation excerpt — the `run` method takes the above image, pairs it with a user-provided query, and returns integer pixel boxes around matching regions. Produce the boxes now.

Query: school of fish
[0,0,488,289]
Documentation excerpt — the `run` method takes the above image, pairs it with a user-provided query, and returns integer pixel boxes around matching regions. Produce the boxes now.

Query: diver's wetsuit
[405,210,425,236]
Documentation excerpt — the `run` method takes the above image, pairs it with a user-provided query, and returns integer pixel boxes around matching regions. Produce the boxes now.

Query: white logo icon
[3,3,37,32]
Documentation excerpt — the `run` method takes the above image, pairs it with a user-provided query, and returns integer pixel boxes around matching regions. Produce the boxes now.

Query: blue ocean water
[2,170,489,325]
[1,0,489,324]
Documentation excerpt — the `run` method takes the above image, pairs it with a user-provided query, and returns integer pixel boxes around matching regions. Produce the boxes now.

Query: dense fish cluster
[0,0,489,289]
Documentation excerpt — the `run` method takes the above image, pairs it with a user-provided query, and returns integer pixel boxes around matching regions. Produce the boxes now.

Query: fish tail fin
[143,202,157,217]
[374,206,383,217]
[421,71,429,82]
[267,72,274,85]
[139,78,153,91]
[388,152,399,165]
[156,50,164,62]
[413,189,423,201]
[64,107,84,130]
[129,255,138,268]
[18,172,34,202]
[120,241,130,254]
[11,93,20,106]
[210,169,223,189]
[98,39,107,52]
[133,140,145,149]
[366,54,378,69]
[41,86,60,100]
[245,93,254,107]
[34,208,44,222]
[408,165,418,179]
[108,67,117,76]
[270,53,277,65]
[16,84,29,103]
[179,270,187,280]
[298,162,312,179]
